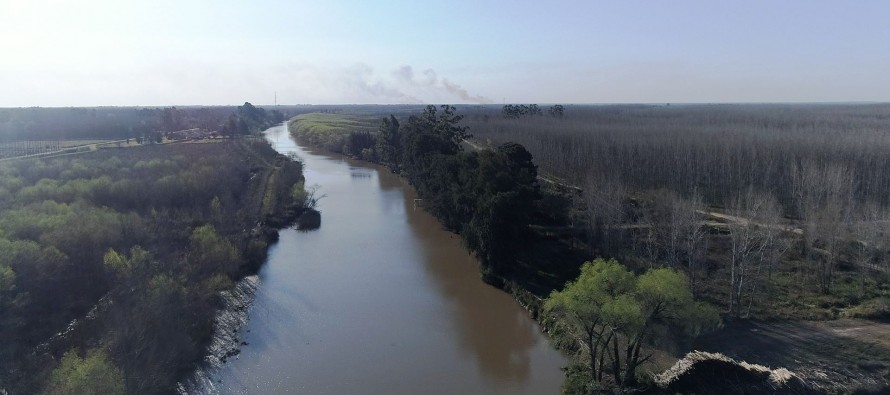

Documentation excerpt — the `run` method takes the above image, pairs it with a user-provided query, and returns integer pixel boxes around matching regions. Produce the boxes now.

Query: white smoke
[384,64,493,104]
[265,63,493,104]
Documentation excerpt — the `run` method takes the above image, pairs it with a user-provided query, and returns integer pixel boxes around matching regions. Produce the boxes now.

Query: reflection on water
[185,123,565,394]
[396,180,539,383]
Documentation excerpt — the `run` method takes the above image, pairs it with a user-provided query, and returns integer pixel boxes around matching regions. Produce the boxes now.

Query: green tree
[43,348,126,395]
[0,264,22,356]
[103,246,152,281]
[375,115,401,169]
[546,259,720,389]
[291,181,323,210]
[186,225,241,280]
[403,105,470,157]
[545,259,635,388]
[461,143,539,276]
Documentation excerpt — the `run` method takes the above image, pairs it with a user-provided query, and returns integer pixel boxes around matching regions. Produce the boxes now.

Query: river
[183,123,565,394]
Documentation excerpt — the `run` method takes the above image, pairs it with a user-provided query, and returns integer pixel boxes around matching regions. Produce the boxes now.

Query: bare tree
[791,159,856,294]
[583,172,625,254]
[680,190,707,296]
[651,190,684,268]
[745,193,784,316]
[850,201,888,292]
[726,187,782,317]
[635,208,660,268]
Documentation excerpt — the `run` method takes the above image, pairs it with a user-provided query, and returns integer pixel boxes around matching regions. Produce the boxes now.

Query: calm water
[187,123,565,394]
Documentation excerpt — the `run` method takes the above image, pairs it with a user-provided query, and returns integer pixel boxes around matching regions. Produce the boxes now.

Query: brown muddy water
[182,123,565,394]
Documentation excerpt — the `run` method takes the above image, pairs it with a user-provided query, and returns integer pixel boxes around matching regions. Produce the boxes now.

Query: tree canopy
[43,348,126,395]
[546,259,720,389]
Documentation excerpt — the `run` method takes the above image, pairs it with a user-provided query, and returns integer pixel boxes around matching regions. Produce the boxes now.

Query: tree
[791,159,856,293]
[850,201,888,292]
[291,181,324,210]
[0,263,24,362]
[462,144,539,276]
[546,259,719,388]
[400,105,471,181]
[222,114,238,138]
[103,246,152,282]
[677,190,706,295]
[502,104,521,119]
[44,348,126,395]
[726,187,783,317]
[421,104,471,153]
[186,225,240,281]
[237,118,250,135]
[583,173,625,254]
[160,107,182,132]
[620,268,718,385]
[545,259,635,388]
[236,102,267,133]
[375,115,401,169]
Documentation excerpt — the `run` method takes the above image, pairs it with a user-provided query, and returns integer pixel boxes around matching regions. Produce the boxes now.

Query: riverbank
[182,122,565,394]
[286,112,578,381]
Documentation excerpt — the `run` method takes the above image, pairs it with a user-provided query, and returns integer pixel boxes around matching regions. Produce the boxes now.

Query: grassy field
[289,113,379,153]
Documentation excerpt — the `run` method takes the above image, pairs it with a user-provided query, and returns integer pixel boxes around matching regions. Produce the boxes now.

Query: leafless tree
[726,187,782,317]
[850,201,889,292]
[680,190,707,296]
[791,159,856,293]
[583,171,626,254]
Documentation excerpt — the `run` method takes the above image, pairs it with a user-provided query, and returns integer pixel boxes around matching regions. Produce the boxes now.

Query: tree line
[501,104,564,119]
[357,106,540,279]
[0,103,287,142]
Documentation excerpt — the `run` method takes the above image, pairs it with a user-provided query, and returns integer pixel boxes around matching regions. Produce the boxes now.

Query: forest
[459,104,890,320]
[0,110,305,393]
[290,104,890,392]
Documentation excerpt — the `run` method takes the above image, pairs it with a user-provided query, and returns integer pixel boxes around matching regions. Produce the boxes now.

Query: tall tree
[375,115,401,169]
[44,348,126,395]
[546,259,719,388]
[583,173,625,254]
[726,187,783,317]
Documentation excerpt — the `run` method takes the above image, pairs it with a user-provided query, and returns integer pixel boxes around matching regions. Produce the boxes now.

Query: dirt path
[692,319,890,392]
[230,139,281,218]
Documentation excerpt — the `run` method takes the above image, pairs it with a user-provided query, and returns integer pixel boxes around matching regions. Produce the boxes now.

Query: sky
[1,0,889,106]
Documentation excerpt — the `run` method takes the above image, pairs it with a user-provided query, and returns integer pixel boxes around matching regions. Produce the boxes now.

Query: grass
[291,113,378,137]
[289,113,379,153]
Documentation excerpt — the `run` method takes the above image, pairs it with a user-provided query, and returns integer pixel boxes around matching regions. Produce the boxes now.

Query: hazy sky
[2,0,888,106]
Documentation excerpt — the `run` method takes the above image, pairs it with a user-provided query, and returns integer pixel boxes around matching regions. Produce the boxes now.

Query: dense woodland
[460,104,890,319]
[0,112,304,393]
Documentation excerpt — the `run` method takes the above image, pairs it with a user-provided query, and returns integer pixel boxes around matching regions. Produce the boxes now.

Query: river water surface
[188,123,565,394]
